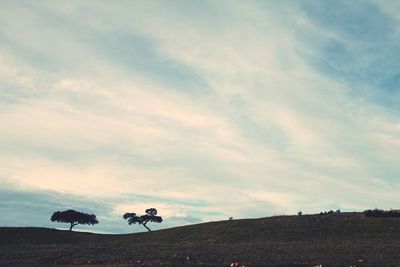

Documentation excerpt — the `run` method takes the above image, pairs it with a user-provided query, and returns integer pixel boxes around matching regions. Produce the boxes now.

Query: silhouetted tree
[320,210,335,215]
[51,210,99,231]
[364,208,400,218]
[123,208,162,232]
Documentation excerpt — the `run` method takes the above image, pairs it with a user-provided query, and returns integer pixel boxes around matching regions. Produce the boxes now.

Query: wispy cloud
[1,1,400,232]
[299,0,400,109]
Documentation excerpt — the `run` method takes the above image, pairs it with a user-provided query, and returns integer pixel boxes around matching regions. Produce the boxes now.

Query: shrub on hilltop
[364,209,400,218]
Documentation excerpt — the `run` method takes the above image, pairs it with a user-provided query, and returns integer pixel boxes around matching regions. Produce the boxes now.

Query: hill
[1,212,400,267]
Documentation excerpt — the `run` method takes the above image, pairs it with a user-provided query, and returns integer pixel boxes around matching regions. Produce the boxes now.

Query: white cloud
[1,1,400,232]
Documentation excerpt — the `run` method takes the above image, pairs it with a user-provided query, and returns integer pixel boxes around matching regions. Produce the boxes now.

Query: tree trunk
[143,223,151,232]
[69,222,78,231]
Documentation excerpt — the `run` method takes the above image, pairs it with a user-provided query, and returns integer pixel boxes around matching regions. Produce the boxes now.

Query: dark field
[1,213,400,267]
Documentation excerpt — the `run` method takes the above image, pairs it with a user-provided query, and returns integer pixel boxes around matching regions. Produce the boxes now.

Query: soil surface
[1,213,400,267]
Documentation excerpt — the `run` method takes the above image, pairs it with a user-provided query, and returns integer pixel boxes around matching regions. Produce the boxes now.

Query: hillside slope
[1,213,400,267]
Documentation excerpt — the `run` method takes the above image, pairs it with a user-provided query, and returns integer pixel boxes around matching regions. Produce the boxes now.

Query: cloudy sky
[1,0,400,233]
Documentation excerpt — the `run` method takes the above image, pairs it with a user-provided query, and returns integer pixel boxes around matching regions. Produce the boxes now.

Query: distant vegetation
[50,210,99,231]
[47,208,400,234]
[319,209,341,215]
[364,209,400,218]
[123,208,163,232]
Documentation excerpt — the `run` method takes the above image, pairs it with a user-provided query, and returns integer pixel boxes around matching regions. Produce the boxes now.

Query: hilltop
[1,212,400,267]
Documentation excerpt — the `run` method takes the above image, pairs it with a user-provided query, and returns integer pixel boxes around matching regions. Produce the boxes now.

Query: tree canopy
[51,209,99,231]
[123,208,162,232]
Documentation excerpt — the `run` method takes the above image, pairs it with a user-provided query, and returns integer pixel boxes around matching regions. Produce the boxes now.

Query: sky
[1,0,400,233]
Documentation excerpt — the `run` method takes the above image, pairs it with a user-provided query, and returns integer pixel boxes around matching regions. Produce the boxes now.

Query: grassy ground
[1,212,400,266]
